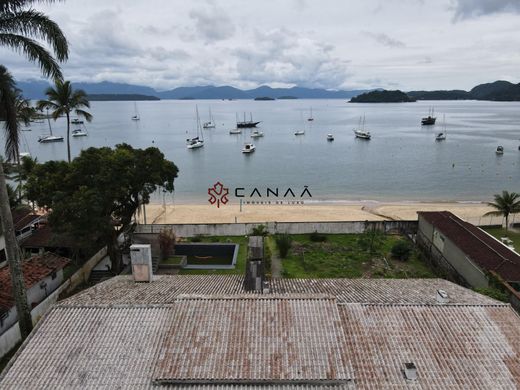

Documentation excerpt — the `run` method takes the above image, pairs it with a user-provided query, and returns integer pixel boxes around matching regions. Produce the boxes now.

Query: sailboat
[186,106,204,149]
[421,107,436,125]
[307,107,314,121]
[131,102,140,121]
[236,112,260,128]
[38,109,64,143]
[435,115,447,141]
[72,123,88,137]
[353,115,371,139]
[202,107,216,129]
[294,111,306,135]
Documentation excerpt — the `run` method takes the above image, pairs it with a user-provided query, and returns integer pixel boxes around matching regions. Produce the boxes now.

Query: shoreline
[140,200,500,225]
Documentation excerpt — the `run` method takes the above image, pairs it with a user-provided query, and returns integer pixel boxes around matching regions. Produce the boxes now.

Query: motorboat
[72,128,88,137]
[38,135,64,143]
[496,146,504,155]
[71,118,83,124]
[229,128,242,134]
[294,130,305,135]
[435,132,446,141]
[242,143,256,153]
[327,134,334,141]
[251,130,264,138]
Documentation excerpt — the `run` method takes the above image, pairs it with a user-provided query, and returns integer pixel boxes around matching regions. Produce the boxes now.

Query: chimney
[436,289,450,304]
[403,362,418,381]
[245,236,264,292]
[130,244,153,282]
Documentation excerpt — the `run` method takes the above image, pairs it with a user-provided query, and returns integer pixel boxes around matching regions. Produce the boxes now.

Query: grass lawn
[179,236,247,275]
[482,227,520,251]
[161,255,185,265]
[276,234,435,279]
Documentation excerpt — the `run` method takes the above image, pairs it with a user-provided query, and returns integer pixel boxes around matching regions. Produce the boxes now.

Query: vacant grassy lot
[178,236,247,275]
[482,227,520,251]
[271,234,435,279]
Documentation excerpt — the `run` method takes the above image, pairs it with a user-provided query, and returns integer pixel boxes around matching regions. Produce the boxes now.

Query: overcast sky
[2,0,520,91]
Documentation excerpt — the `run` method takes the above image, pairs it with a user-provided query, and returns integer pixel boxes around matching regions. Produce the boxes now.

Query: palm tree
[37,80,92,163]
[0,0,69,338]
[1,0,68,80]
[485,191,520,231]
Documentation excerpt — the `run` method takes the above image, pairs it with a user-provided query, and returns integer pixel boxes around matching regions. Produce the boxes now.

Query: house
[417,211,520,287]
[0,253,70,335]
[1,274,519,388]
[19,224,75,258]
[0,208,44,264]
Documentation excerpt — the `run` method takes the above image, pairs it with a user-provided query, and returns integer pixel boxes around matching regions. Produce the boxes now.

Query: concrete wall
[135,220,417,238]
[417,216,488,289]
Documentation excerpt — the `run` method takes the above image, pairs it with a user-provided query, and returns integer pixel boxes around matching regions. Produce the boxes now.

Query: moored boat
[496,145,504,155]
[327,134,334,141]
[421,107,436,125]
[237,113,260,128]
[353,115,371,139]
[242,143,256,153]
[251,130,264,138]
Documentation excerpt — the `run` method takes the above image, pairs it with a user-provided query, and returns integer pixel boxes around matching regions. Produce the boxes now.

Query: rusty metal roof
[62,275,501,306]
[2,276,519,389]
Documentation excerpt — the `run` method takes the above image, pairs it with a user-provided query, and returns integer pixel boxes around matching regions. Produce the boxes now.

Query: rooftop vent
[404,362,418,381]
[130,244,153,282]
[436,289,450,304]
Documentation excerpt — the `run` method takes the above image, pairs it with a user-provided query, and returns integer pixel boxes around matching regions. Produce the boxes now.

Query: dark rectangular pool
[174,243,239,269]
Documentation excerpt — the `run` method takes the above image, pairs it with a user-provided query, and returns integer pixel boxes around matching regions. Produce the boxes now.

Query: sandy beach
[140,201,499,225]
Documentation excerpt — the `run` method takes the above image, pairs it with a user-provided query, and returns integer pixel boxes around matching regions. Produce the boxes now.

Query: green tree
[0,0,69,339]
[485,191,520,231]
[391,240,412,261]
[358,227,385,255]
[26,144,178,271]
[37,80,92,163]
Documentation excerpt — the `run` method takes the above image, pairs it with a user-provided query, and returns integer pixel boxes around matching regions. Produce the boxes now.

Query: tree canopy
[26,144,178,266]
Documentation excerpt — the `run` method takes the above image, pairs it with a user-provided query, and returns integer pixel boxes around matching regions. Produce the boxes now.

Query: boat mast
[196,105,203,141]
[46,108,53,136]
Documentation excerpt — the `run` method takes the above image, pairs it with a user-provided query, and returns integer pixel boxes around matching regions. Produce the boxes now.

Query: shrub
[190,234,204,242]
[391,240,412,261]
[275,234,292,258]
[158,228,176,260]
[309,231,327,242]
[251,224,268,236]
[358,228,385,255]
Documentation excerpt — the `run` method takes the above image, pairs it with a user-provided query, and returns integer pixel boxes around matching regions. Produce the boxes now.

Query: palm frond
[0,1,61,13]
[0,9,68,60]
[75,109,92,122]
[0,65,20,162]
[0,33,62,79]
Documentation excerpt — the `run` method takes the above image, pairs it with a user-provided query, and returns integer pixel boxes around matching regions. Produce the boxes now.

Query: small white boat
[229,128,242,134]
[436,114,447,141]
[496,146,504,155]
[71,118,83,124]
[187,106,204,149]
[435,133,446,141]
[202,108,216,129]
[327,134,334,141]
[72,128,88,137]
[19,152,31,158]
[38,135,64,143]
[307,107,314,122]
[251,130,264,138]
[353,115,371,139]
[242,143,256,153]
[186,137,204,149]
[294,130,305,135]
[131,102,140,121]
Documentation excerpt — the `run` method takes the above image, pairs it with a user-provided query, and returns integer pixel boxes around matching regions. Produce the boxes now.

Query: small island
[254,96,275,101]
[349,90,416,103]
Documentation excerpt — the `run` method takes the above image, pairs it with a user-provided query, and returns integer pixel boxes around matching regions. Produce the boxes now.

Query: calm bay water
[13,99,520,203]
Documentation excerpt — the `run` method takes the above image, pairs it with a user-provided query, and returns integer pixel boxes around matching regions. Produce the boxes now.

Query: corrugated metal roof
[62,275,502,306]
[1,296,519,389]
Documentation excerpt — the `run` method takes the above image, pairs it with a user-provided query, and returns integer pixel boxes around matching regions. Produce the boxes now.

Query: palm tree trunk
[0,162,32,338]
[505,214,509,231]
[66,111,71,163]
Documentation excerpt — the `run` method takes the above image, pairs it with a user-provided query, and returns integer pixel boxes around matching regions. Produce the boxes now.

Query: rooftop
[419,211,520,282]
[0,253,70,311]
[1,275,519,389]
[11,207,41,232]
[19,224,74,249]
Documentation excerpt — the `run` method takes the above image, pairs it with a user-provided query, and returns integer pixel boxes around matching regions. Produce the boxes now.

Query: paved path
[266,237,282,279]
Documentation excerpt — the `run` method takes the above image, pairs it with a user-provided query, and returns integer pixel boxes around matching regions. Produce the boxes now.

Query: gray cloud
[451,0,520,20]
[189,3,236,44]
[365,32,405,48]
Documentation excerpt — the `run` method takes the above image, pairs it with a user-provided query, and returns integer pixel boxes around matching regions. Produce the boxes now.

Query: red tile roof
[19,225,74,249]
[0,253,70,310]
[11,208,42,231]
[418,211,520,282]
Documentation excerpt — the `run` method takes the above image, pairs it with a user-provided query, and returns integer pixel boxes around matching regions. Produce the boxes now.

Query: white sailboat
[295,111,305,135]
[72,124,88,137]
[38,109,64,143]
[131,102,140,121]
[186,106,204,149]
[353,115,371,140]
[435,115,447,141]
[307,107,314,121]
[202,107,216,129]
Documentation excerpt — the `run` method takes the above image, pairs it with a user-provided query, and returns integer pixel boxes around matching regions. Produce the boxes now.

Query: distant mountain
[86,94,159,101]
[469,80,520,101]
[350,90,416,103]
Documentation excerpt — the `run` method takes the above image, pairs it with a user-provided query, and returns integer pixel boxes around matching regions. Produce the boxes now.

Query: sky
[2,0,520,91]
